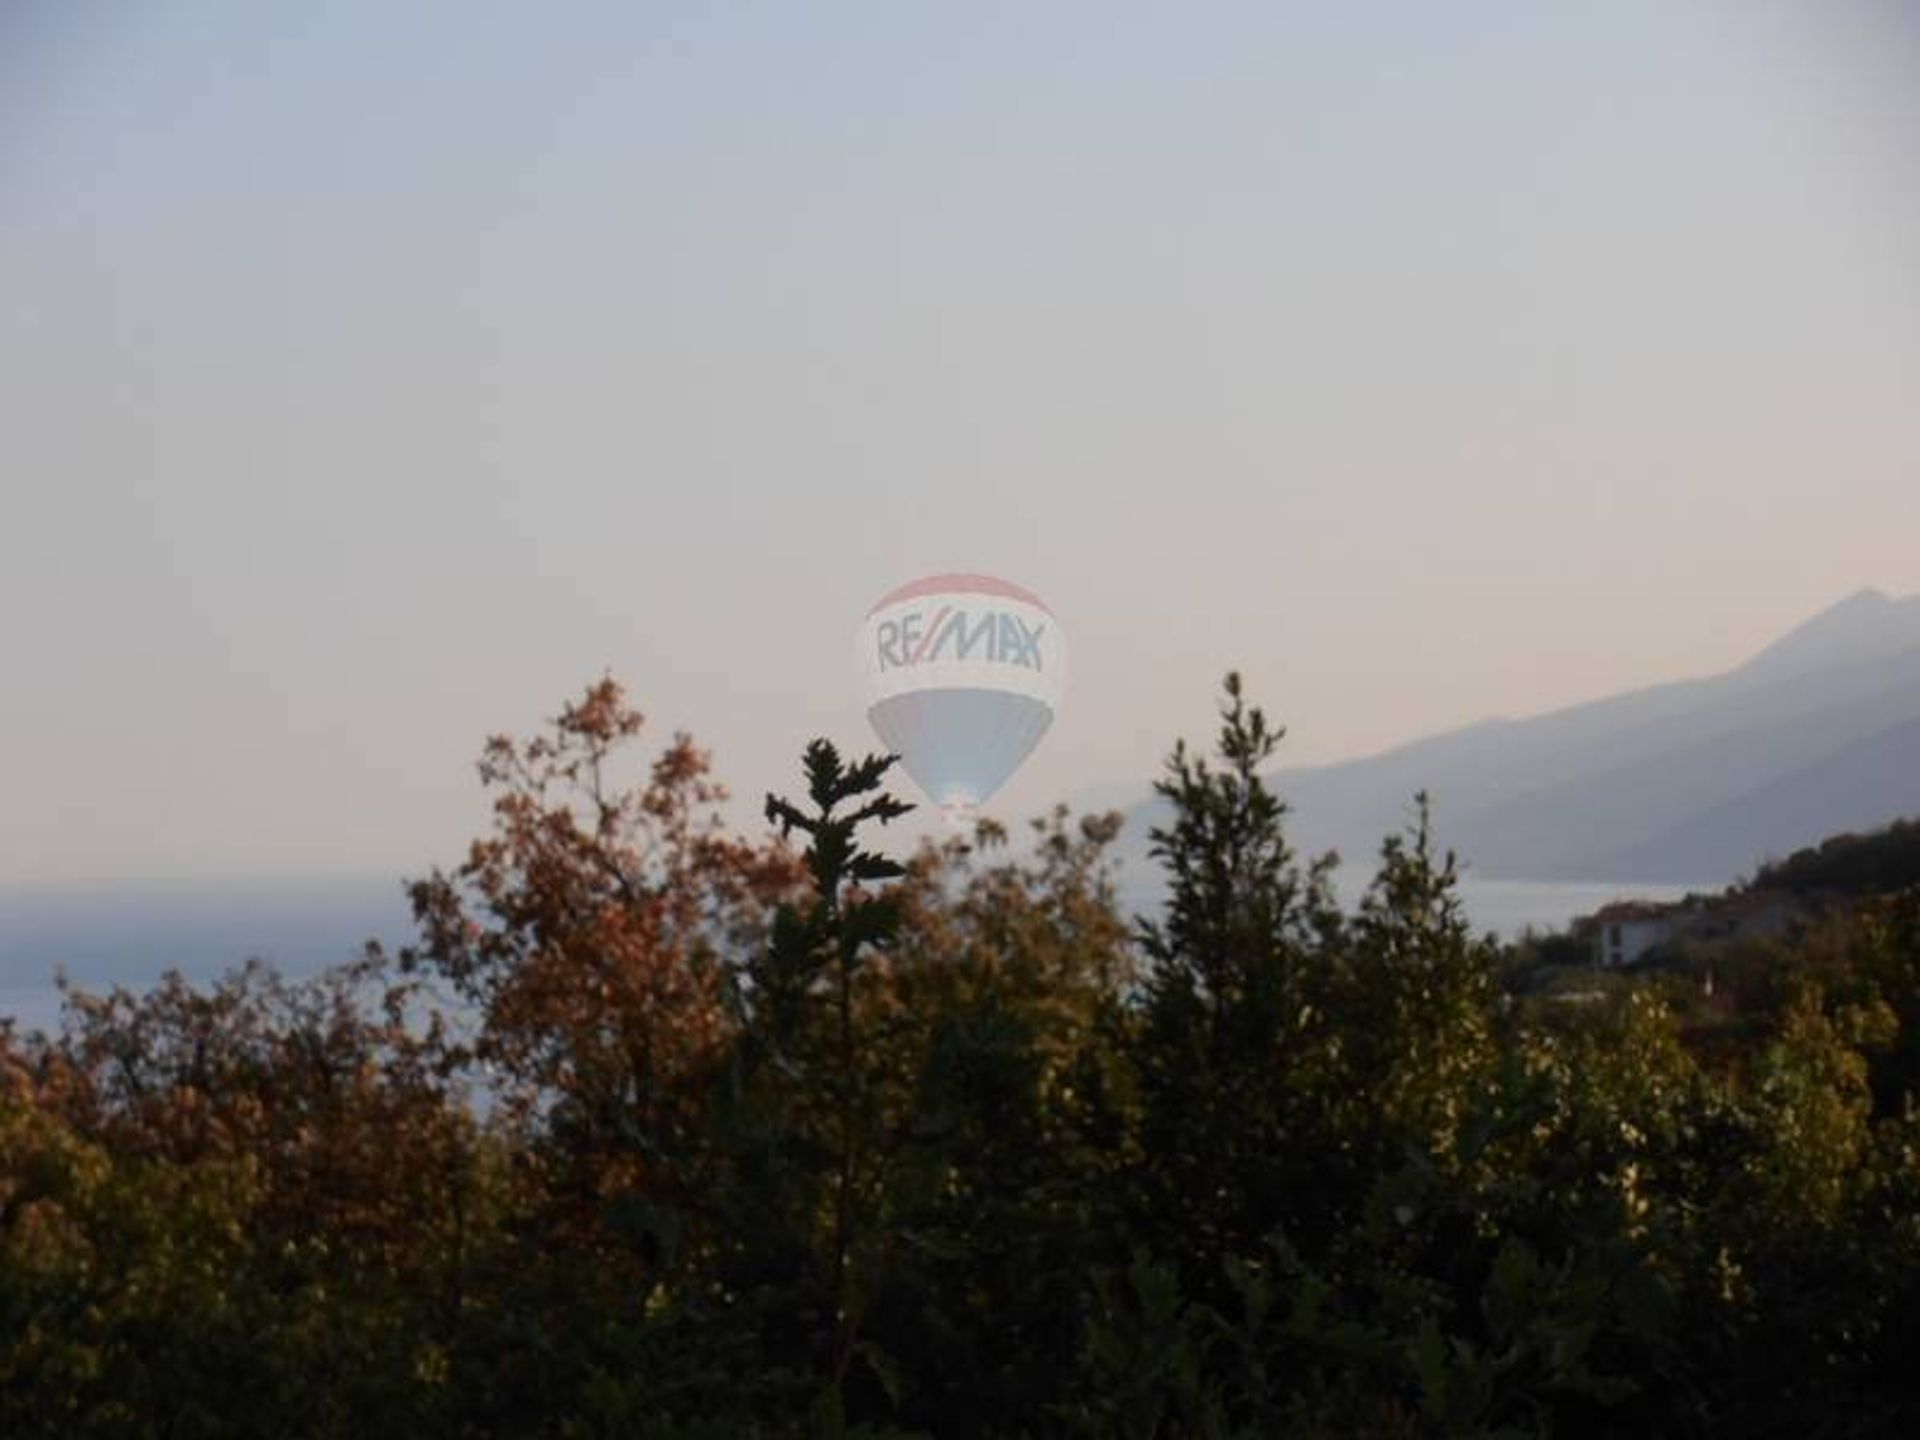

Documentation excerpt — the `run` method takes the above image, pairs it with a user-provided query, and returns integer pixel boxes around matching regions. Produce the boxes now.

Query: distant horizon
[1,583,1912,893]
[0,870,1689,1041]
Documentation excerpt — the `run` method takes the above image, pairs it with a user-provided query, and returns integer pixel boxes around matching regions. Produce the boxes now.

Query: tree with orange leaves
[400,679,799,1257]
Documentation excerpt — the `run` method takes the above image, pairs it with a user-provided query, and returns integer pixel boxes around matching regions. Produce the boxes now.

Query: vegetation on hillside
[1751,817,1920,899]
[4,674,1920,1437]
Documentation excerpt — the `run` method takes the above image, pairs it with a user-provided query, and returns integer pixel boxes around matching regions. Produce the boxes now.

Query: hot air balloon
[857,574,1067,816]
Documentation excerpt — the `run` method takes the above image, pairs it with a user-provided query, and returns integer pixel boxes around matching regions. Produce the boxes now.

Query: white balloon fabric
[857,574,1067,814]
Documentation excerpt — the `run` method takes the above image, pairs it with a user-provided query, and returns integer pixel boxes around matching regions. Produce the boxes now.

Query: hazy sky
[4,2,1918,885]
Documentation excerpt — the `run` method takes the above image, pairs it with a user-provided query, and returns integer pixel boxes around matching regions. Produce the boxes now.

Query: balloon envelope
[857,574,1066,811]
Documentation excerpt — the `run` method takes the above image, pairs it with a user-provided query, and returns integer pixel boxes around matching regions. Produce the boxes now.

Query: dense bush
[3,674,1919,1436]
[1751,817,1920,899]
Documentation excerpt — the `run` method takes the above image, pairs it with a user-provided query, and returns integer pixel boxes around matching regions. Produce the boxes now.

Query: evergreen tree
[1132,673,1341,1293]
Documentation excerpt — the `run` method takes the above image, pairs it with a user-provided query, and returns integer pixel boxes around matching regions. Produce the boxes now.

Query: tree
[1335,793,1499,1167]
[730,741,913,1430]
[400,679,796,1254]
[2,960,484,1438]
[862,808,1136,1435]
[1131,673,1342,1292]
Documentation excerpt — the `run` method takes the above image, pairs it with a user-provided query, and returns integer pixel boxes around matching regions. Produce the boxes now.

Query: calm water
[0,874,1693,1039]
[0,877,415,1038]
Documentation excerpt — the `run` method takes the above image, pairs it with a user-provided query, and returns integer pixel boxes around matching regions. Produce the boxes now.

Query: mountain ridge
[1098,590,1920,887]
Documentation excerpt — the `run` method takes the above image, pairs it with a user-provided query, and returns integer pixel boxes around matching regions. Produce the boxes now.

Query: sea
[0,874,1695,1040]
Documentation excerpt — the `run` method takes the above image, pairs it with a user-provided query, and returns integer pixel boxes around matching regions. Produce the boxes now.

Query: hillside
[1750,815,1920,898]
[1106,589,1920,886]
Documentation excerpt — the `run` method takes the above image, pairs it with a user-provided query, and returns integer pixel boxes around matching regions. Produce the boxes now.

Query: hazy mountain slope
[1739,587,1920,681]
[1103,589,1920,886]
[1433,650,1920,877]
[1590,717,1920,883]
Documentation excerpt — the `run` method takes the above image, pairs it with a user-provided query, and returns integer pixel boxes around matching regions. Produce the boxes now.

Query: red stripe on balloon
[868,573,1051,617]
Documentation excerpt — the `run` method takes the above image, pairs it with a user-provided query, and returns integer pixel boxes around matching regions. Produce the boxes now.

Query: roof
[1590,890,1802,934]
[1591,901,1679,924]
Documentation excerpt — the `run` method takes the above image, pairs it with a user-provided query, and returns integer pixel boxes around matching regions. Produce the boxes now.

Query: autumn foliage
[4,675,1920,1436]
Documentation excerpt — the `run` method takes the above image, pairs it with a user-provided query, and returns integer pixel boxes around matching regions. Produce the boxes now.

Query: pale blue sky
[3,2,1918,883]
